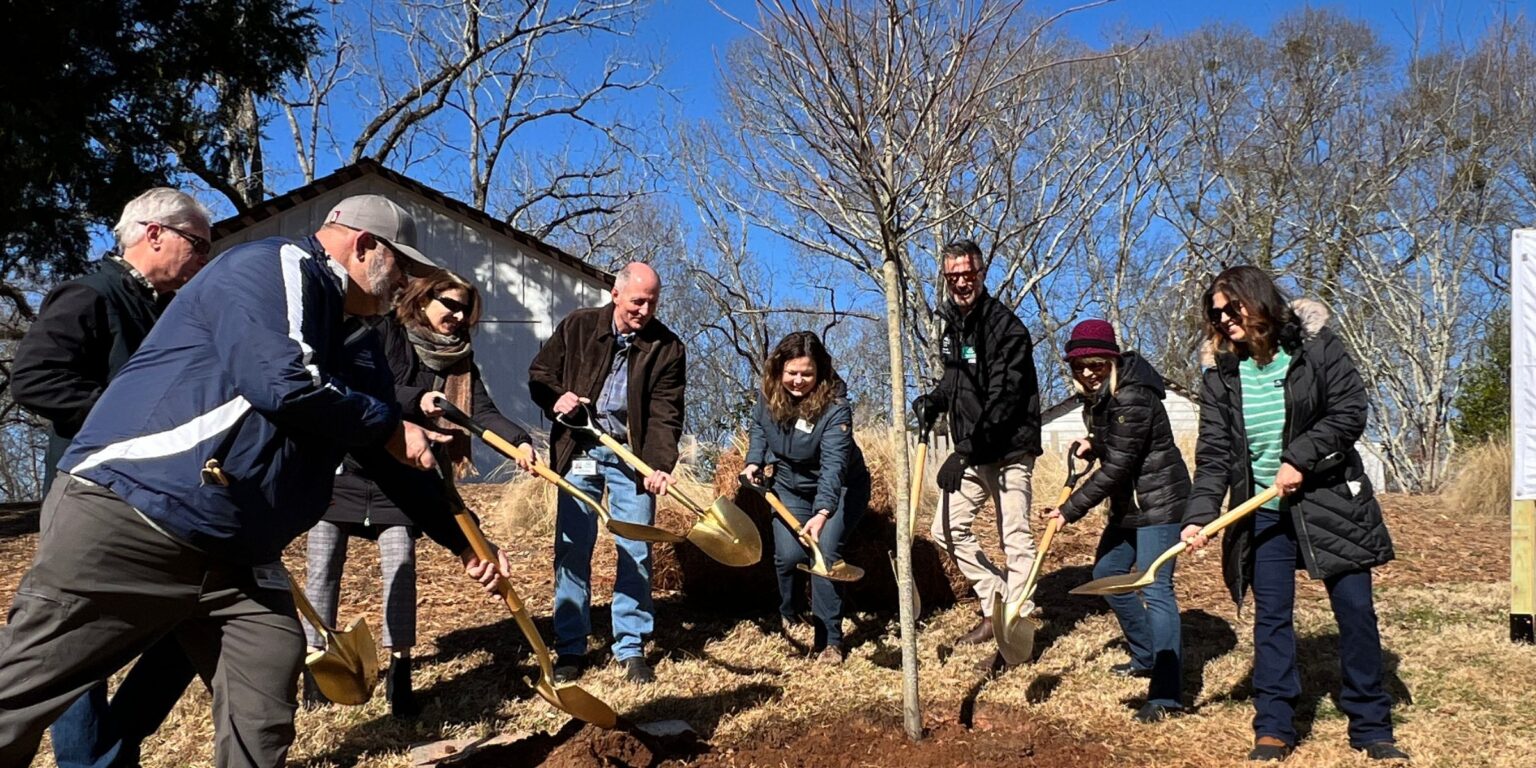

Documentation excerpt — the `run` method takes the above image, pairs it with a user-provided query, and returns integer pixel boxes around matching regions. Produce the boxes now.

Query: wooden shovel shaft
[906,441,927,541]
[594,432,708,516]
[757,486,831,567]
[475,427,613,525]
[1144,486,1283,578]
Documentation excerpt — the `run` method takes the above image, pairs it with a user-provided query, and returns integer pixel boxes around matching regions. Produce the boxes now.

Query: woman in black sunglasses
[1180,265,1404,762]
[301,269,537,717]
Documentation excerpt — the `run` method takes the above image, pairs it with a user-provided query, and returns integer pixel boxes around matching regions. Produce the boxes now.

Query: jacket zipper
[1282,351,1321,573]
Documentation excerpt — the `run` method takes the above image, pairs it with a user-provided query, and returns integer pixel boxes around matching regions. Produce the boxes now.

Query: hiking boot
[387,655,420,718]
[552,654,587,684]
[622,656,655,684]
[1248,736,1292,762]
[1358,742,1410,762]
[1133,702,1180,724]
[954,616,993,646]
[1110,662,1153,679]
[815,646,845,665]
[301,668,327,709]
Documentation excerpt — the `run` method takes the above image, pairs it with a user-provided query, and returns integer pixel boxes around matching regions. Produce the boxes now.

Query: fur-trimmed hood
[1199,297,1331,369]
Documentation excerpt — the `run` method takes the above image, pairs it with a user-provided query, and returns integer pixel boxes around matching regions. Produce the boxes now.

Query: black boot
[301,668,327,709]
[387,655,420,718]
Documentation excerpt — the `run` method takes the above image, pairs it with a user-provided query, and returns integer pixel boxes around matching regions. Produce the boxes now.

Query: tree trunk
[883,256,921,740]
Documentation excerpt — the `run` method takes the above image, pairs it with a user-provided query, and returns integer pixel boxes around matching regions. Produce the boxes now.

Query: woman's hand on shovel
[1180,524,1211,552]
[460,547,514,598]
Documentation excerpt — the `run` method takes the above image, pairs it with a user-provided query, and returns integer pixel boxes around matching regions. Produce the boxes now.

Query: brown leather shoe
[955,615,994,646]
[1248,736,1292,762]
[815,646,845,665]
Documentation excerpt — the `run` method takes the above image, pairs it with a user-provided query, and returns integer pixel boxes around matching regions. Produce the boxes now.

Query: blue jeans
[1252,508,1394,746]
[553,445,654,661]
[1093,523,1182,709]
[770,475,869,650]
[51,635,197,768]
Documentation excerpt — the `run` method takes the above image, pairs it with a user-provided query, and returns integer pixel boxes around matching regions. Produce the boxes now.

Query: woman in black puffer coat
[303,270,535,717]
[1043,319,1190,723]
[1180,265,1403,762]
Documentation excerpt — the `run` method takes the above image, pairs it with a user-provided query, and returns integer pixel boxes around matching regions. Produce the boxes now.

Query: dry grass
[5,457,1531,766]
[1442,436,1511,518]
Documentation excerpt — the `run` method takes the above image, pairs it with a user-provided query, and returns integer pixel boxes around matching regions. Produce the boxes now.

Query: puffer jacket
[1183,299,1395,606]
[923,291,1041,464]
[1058,351,1191,527]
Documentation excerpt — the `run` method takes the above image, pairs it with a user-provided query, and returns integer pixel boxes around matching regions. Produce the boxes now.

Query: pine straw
[4,487,1532,766]
[1442,436,1512,519]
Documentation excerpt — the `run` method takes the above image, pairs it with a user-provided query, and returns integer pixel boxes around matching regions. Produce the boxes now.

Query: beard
[364,254,402,311]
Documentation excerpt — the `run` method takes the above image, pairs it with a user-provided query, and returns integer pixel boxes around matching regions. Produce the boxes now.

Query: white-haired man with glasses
[10,187,213,768]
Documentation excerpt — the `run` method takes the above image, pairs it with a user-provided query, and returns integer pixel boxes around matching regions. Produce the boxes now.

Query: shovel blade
[684,498,762,567]
[992,593,1038,666]
[795,560,865,583]
[531,679,619,729]
[305,617,379,705]
[1069,570,1153,596]
[606,518,686,543]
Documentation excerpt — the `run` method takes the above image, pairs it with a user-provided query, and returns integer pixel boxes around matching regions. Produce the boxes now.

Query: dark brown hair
[762,331,844,425]
[396,270,483,337]
[1202,265,1296,364]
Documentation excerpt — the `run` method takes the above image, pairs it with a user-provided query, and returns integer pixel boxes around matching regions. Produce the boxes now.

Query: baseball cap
[324,195,439,277]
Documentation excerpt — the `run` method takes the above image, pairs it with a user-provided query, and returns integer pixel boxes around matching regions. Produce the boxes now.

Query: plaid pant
[301,521,417,650]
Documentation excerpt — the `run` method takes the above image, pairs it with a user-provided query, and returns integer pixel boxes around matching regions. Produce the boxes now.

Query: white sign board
[1514,229,1536,499]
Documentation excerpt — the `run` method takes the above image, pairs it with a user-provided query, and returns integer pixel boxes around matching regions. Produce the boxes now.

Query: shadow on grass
[1206,631,1412,742]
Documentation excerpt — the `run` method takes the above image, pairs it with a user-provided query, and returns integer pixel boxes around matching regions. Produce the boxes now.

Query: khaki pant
[0,477,303,768]
[930,457,1037,617]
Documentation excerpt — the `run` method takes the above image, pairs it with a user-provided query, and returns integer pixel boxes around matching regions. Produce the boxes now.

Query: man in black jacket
[10,187,211,768]
[913,239,1042,648]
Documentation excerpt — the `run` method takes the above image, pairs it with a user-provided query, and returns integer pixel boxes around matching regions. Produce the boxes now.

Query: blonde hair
[1068,355,1119,399]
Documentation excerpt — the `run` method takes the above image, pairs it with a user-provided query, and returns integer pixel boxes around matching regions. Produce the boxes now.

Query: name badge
[795,418,814,434]
[572,458,599,476]
[962,345,977,364]
[252,565,290,592]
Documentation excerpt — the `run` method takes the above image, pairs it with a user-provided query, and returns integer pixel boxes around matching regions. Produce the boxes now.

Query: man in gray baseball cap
[324,194,439,277]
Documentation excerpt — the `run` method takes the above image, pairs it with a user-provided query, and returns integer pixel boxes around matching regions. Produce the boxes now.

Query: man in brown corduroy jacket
[529,261,686,684]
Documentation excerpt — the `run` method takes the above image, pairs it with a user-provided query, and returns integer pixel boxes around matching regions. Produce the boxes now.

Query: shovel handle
[740,476,829,565]
[906,441,927,542]
[1146,486,1285,576]
[288,579,337,640]
[435,397,614,525]
[555,402,706,515]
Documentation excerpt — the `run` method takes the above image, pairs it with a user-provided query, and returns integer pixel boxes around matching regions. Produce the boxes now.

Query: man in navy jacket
[0,195,508,768]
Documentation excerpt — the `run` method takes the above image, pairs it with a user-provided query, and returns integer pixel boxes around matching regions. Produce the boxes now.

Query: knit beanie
[1063,319,1120,360]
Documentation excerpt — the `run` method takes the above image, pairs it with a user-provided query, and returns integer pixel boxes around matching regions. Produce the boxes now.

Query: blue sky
[638,0,1521,123]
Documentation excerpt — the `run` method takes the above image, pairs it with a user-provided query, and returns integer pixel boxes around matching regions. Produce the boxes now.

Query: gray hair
[112,188,213,250]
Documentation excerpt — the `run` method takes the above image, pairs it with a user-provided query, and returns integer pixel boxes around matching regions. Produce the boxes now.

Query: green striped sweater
[1239,348,1291,510]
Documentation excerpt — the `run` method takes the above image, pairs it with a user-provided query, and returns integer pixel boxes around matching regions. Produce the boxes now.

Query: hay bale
[650,449,968,614]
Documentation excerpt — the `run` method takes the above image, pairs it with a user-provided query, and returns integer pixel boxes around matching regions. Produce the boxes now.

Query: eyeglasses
[141,221,211,257]
[942,268,980,284]
[1207,300,1244,326]
[434,295,471,315]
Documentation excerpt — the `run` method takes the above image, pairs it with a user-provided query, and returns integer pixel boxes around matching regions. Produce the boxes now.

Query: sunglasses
[1069,359,1112,374]
[1207,300,1244,326]
[141,221,211,257]
[942,268,980,284]
[434,295,471,315]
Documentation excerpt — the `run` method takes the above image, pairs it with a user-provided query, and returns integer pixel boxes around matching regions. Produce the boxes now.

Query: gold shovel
[556,404,762,567]
[433,398,682,544]
[436,465,618,729]
[1070,485,1282,597]
[739,475,864,582]
[891,420,931,616]
[991,451,1095,666]
[289,582,380,705]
